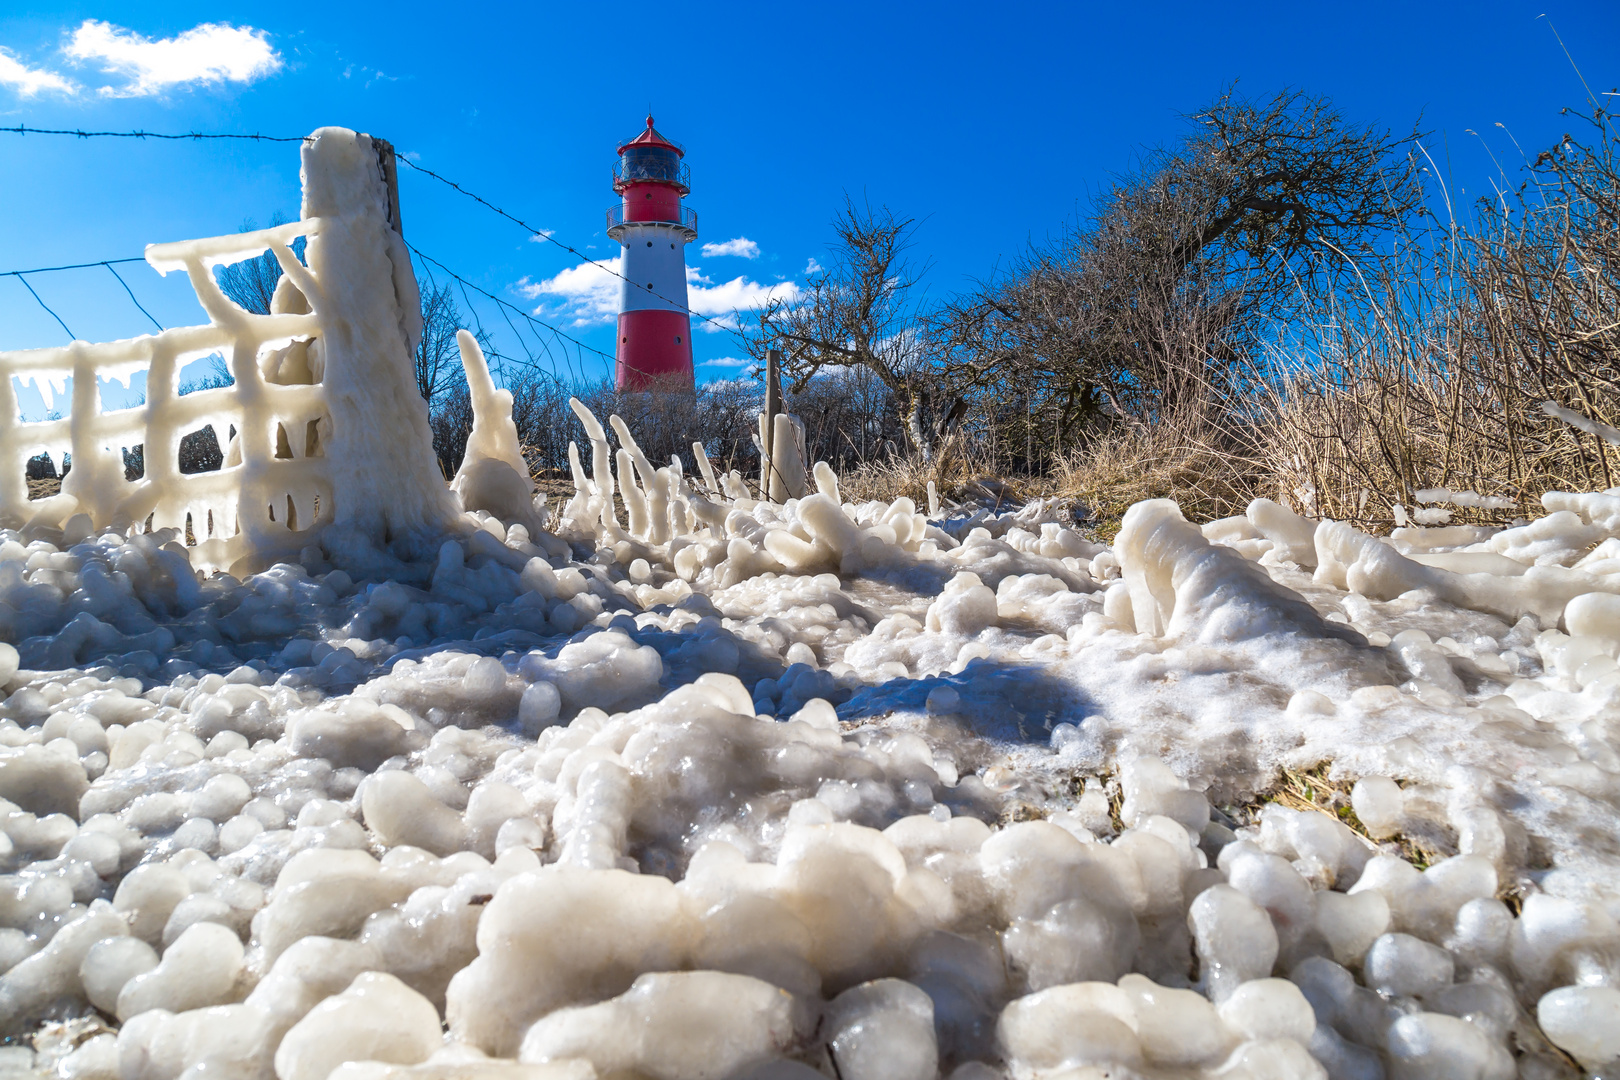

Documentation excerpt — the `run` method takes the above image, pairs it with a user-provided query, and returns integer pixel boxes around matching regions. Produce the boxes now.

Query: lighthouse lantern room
[607,116,698,391]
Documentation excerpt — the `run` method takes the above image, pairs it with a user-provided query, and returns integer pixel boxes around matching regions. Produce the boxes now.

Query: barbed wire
[1,125,309,143]
[407,243,616,378]
[2,123,746,341]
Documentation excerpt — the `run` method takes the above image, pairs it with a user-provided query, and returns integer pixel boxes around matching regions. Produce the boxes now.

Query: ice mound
[6,129,1620,1080]
[449,332,545,539]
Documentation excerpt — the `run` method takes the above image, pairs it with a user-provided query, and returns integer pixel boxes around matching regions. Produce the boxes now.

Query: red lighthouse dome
[607,116,698,391]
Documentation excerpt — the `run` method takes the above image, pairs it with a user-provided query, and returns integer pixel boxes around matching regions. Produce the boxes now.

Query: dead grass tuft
[1045,416,1268,540]
[1226,764,1448,872]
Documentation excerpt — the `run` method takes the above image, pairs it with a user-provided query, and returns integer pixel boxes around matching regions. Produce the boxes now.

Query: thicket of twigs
[1258,106,1620,527]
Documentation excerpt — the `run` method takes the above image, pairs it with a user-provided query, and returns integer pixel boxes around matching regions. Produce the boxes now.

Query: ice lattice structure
[0,128,456,572]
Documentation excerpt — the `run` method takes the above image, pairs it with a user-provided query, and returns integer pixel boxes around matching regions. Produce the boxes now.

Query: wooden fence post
[372,137,403,237]
[761,348,783,497]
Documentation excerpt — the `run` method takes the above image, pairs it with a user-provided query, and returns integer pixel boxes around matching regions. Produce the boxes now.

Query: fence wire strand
[12,275,75,340]
[1,125,309,143]
[104,264,164,332]
[406,243,615,381]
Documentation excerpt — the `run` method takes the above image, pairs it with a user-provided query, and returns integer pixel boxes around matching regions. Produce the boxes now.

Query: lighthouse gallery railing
[604,204,699,239]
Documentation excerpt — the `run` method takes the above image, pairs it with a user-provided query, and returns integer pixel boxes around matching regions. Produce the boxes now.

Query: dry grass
[832,409,1267,541]
[836,437,1038,510]
[1226,764,1460,874]
[1045,416,1269,540]
[1252,334,1614,532]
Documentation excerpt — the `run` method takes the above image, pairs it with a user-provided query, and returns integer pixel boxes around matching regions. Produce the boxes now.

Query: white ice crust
[0,127,456,575]
[2,128,1619,1080]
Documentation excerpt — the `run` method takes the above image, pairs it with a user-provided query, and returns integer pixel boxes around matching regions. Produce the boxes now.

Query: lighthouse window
[675,336,682,344]
[620,146,681,184]
[646,241,652,247]
[670,243,675,249]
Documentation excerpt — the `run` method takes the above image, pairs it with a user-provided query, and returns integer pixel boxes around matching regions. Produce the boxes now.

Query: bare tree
[748,197,964,461]
[416,283,480,406]
[938,87,1425,456]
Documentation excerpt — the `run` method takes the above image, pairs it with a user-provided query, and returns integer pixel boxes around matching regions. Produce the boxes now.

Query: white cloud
[805,257,823,274]
[65,20,282,96]
[701,356,752,368]
[521,258,800,332]
[687,270,800,332]
[0,48,75,95]
[527,230,556,243]
[520,258,623,326]
[700,237,760,259]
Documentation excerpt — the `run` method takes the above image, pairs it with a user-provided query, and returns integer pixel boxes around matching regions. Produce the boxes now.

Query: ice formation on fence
[3,127,1620,1080]
[0,127,457,573]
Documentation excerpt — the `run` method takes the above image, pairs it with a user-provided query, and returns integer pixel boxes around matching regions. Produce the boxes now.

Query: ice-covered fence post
[298,127,459,545]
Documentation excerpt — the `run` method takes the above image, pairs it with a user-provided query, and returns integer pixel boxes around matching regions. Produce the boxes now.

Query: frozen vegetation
[0,128,1618,1080]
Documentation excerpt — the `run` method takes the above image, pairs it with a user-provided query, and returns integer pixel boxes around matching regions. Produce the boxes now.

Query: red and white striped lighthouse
[607,116,698,391]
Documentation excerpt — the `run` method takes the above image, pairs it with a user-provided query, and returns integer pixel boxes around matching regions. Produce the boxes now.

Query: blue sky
[1,0,1616,405]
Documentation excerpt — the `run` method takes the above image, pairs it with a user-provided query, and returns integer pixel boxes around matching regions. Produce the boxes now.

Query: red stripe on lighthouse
[615,309,693,391]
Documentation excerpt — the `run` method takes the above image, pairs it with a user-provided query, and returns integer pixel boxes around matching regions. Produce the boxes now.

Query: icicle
[617,448,650,539]
[609,414,668,544]
[814,461,841,505]
[692,442,719,495]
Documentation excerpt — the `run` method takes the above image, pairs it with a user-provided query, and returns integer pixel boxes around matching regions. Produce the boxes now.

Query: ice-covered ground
[2,395,1620,1080]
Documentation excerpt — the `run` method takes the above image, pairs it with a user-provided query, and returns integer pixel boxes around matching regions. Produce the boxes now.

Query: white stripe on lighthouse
[617,224,691,314]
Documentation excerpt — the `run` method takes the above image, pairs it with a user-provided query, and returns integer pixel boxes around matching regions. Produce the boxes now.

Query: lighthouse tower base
[615,310,694,391]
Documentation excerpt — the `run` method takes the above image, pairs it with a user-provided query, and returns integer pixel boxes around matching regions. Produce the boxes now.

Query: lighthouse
[607,116,698,391]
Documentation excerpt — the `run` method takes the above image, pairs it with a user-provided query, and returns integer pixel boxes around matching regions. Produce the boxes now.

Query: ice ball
[1536,985,1620,1069]
[518,970,794,1080]
[824,978,937,1080]
[274,972,442,1080]
[1365,933,1454,999]
[78,936,157,1014]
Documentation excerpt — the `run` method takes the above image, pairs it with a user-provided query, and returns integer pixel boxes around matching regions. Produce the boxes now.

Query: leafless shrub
[786,365,906,471]
[1258,107,1620,528]
[931,87,1423,467]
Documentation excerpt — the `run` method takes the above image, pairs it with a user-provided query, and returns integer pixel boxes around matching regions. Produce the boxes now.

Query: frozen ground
[0,401,1619,1080]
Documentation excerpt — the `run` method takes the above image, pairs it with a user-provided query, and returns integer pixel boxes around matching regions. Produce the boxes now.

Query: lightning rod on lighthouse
[607,116,698,391]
